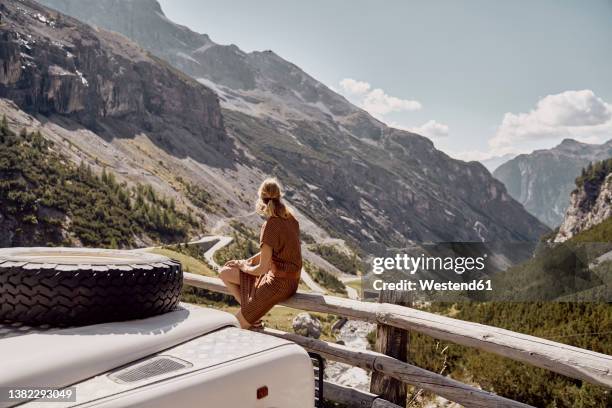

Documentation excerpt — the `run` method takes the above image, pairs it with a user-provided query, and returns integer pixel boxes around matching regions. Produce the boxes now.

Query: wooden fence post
[369,290,411,406]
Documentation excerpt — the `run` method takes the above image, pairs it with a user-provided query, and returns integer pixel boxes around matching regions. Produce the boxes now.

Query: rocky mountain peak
[494,139,612,227]
[38,0,212,54]
[558,138,583,148]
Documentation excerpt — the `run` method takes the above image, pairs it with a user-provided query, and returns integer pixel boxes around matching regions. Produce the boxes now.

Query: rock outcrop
[0,0,232,167]
[555,161,612,242]
[494,139,612,227]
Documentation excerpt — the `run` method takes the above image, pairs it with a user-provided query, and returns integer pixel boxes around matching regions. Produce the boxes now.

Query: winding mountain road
[299,267,326,294]
[196,235,233,270]
[137,234,327,294]
[135,222,362,296]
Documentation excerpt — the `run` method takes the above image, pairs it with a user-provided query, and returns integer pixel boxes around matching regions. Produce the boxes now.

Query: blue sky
[159,0,612,160]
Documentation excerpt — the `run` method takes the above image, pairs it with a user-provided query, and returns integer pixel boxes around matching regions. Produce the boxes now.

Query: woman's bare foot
[236,310,251,329]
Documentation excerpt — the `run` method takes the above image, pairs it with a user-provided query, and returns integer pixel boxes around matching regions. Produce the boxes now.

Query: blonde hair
[256,178,292,219]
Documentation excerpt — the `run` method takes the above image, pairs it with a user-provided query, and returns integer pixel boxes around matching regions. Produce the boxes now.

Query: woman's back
[260,215,302,276]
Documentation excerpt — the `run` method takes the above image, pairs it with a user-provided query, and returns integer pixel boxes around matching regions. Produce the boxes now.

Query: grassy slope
[150,248,216,277]
[0,120,198,248]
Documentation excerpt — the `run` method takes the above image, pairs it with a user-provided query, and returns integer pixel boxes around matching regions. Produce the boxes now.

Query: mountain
[479,153,516,173]
[1,0,548,252]
[493,139,612,228]
[555,159,612,242]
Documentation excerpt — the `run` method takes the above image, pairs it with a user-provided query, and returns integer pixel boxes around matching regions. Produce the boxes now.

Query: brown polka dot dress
[240,215,302,324]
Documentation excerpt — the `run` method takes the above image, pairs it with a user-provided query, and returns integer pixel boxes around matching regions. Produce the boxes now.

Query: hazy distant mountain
[480,153,516,172]
[2,0,548,250]
[494,139,612,228]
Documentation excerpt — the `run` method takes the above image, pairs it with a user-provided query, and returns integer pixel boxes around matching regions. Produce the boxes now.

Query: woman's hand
[241,245,272,276]
[225,259,248,270]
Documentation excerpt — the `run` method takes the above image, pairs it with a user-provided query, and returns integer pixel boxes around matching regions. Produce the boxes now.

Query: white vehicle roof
[0,304,237,392]
[22,327,306,408]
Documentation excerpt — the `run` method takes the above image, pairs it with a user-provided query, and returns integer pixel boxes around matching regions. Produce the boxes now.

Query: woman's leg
[240,276,298,330]
[236,310,252,329]
[219,266,242,304]
[220,267,264,329]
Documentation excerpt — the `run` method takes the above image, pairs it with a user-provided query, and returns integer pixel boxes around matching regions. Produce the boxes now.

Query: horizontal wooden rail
[184,273,612,389]
[265,328,533,408]
[324,381,402,408]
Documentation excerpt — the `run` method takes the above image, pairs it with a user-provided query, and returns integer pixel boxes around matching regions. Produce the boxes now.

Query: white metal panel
[0,305,237,392]
[23,330,314,408]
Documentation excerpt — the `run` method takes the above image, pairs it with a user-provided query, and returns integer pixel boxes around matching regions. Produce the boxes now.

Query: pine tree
[31,131,44,149]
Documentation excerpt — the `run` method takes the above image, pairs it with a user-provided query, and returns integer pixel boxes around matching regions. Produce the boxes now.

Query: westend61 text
[372,279,493,292]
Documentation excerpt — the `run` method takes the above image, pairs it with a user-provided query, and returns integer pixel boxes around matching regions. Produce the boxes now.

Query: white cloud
[339,78,371,95]
[338,78,422,117]
[407,120,449,139]
[362,88,422,116]
[490,90,612,152]
[535,90,611,126]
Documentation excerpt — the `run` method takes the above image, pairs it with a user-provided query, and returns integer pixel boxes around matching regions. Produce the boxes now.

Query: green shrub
[304,261,346,295]
[214,235,259,266]
[309,244,362,274]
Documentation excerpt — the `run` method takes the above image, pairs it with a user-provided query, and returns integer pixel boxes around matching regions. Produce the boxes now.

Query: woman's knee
[219,266,240,283]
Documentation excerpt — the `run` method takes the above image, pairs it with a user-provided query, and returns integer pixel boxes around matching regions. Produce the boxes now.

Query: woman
[219,178,302,329]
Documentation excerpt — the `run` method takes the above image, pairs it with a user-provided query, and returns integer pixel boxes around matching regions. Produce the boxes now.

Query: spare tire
[0,247,182,326]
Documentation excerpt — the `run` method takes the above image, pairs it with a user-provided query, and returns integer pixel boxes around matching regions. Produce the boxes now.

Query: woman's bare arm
[246,252,261,265]
[223,252,260,268]
[241,245,272,276]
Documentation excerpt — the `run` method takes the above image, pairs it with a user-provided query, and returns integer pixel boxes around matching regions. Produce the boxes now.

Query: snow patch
[177,52,200,64]
[473,221,488,242]
[34,13,56,27]
[340,215,357,225]
[75,70,89,87]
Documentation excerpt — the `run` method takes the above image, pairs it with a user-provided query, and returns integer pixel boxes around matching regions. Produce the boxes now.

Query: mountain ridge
[2,0,549,251]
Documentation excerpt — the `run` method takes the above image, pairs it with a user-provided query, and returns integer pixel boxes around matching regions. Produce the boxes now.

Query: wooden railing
[184,273,612,407]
